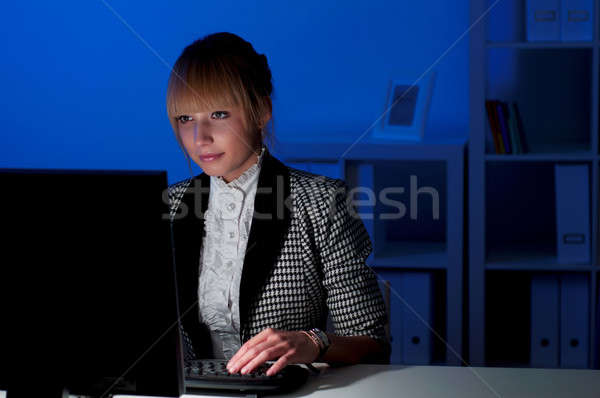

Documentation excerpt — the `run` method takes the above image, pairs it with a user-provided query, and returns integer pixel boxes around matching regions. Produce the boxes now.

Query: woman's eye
[211,111,228,120]
[177,115,193,124]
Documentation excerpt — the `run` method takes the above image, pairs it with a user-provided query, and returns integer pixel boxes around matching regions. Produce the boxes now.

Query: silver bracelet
[308,328,330,358]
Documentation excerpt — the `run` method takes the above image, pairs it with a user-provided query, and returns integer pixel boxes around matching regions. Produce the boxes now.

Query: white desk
[267,364,600,397]
[3,365,600,397]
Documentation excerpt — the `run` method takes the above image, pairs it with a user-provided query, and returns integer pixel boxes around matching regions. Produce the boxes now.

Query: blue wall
[0,1,469,184]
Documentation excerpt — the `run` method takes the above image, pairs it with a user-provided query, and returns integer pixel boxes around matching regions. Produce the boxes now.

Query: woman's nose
[193,124,213,144]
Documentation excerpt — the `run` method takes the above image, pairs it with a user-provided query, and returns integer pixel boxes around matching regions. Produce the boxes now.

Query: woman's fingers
[227,328,319,375]
[227,328,272,371]
[228,329,277,373]
[265,353,293,376]
[239,343,288,374]
[231,340,274,373]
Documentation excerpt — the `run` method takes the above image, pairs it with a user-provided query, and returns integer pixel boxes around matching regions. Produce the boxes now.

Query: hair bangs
[174,57,255,110]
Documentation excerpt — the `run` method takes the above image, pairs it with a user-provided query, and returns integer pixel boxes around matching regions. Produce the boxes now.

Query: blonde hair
[166,32,277,177]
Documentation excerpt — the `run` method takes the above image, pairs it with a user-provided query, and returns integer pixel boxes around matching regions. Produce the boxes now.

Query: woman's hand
[226,328,319,376]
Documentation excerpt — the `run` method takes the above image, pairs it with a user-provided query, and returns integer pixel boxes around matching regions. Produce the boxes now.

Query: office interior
[1,0,598,396]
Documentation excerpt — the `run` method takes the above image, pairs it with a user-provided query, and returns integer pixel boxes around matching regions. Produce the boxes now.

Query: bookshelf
[272,137,466,366]
[469,0,599,368]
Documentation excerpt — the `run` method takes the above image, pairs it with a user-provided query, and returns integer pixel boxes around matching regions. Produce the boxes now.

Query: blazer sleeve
[317,179,390,359]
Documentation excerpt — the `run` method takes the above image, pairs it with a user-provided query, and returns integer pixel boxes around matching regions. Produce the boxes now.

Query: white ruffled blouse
[198,146,266,359]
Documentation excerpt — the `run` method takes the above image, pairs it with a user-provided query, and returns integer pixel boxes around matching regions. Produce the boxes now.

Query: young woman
[166,32,389,376]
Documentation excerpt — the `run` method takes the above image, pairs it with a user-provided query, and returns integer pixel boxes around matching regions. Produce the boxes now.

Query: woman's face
[176,104,261,183]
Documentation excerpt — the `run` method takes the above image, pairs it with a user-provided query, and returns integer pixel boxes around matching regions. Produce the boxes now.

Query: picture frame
[371,71,436,141]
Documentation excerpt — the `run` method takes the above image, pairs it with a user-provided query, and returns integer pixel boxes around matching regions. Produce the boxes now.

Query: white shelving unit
[272,136,466,366]
[469,0,599,368]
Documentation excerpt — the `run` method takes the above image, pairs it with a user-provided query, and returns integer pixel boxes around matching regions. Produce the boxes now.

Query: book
[486,100,506,154]
[485,100,530,155]
[496,101,512,154]
[485,100,502,154]
[506,102,521,154]
[500,101,520,155]
[511,102,529,153]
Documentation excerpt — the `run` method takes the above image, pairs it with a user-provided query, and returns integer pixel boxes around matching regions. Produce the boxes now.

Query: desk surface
[268,365,600,398]
[2,364,599,398]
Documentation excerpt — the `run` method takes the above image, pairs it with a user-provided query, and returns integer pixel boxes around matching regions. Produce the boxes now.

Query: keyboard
[184,359,310,394]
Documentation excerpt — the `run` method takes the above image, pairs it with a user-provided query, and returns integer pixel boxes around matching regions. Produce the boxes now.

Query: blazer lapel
[239,149,292,341]
[171,148,292,346]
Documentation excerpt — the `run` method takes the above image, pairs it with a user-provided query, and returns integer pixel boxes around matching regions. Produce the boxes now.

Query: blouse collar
[211,145,266,193]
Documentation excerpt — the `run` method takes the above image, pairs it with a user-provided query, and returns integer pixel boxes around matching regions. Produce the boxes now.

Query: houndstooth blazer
[167,147,390,362]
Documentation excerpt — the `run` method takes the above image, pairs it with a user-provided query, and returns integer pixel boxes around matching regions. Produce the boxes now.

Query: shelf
[485,153,595,162]
[485,48,592,155]
[485,163,558,259]
[486,41,595,49]
[486,264,595,272]
[484,141,594,160]
[486,244,593,271]
[371,241,448,269]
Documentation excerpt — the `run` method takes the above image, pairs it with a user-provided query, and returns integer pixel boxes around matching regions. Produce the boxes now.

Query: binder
[527,0,561,41]
[400,272,433,365]
[554,164,590,264]
[560,273,589,368]
[530,274,560,368]
[561,0,593,41]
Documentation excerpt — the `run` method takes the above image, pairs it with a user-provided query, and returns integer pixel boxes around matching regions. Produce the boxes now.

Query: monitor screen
[0,169,183,398]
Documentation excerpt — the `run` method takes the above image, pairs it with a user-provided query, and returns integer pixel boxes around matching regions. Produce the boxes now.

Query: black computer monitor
[0,169,184,398]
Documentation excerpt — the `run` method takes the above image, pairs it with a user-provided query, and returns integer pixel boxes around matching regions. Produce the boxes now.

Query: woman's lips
[198,153,224,162]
